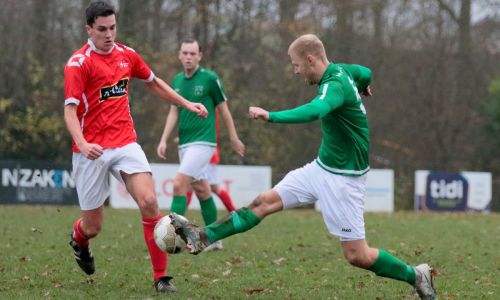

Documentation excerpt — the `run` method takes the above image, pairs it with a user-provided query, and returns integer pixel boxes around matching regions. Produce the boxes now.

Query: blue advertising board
[415,170,491,212]
[0,160,78,205]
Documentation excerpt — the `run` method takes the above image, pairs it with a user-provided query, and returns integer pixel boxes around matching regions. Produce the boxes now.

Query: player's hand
[157,141,167,159]
[188,102,208,118]
[79,142,103,160]
[231,138,245,157]
[249,107,269,121]
[362,85,373,97]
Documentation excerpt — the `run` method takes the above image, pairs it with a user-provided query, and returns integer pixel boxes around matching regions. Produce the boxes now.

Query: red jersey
[64,40,154,152]
[210,108,220,164]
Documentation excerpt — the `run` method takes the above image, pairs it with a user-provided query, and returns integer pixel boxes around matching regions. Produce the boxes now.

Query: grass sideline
[0,206,499,299]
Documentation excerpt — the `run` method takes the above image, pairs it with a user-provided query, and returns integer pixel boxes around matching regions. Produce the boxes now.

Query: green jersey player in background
[170,34,436,299]
[157,38,245,250]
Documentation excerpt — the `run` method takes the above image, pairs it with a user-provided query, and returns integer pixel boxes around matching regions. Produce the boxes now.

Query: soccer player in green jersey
[170,34,436,299]
[157,38,245,250]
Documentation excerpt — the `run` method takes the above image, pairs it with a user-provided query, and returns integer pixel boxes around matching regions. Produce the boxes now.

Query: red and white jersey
[64,39,155,152]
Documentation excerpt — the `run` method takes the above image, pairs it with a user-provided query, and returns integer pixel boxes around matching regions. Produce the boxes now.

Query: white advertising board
[110,164,272,209]
[315,169,394,212]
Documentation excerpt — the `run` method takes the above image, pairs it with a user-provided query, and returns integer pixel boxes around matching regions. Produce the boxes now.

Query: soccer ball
[154,216,184,254]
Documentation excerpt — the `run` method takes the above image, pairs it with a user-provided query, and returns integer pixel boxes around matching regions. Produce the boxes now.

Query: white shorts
[274,161,367,241]
[72,142,151,210]
[207,164,219,185]
[178,145,215,181]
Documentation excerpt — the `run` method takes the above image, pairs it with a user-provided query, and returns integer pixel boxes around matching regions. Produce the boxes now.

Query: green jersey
[269,63,371,176]
[172,67,227,148]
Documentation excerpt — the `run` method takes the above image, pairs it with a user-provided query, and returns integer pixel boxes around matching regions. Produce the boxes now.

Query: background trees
[1,0,499,210]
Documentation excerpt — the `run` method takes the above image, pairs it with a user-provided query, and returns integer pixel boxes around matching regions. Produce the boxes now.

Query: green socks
[200,196,217,225]
[205,208,261,243]
[171,195,218,226]
[369,249,416,285]
[170,195,187,215]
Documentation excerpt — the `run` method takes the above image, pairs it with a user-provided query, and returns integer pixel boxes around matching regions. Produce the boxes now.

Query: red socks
[186,191,193,207]
[217,189,236,212]
[72,218,89,248]
[142,214,167,280]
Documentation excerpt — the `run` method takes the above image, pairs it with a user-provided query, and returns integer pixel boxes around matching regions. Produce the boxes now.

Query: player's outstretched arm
[146,77,208,118]
[64,104,103,160]
[218,102,245,157]
[249,106,270,121]
[157,106,179,159]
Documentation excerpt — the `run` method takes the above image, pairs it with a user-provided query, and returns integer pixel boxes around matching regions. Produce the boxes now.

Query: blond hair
[288,34,327,61]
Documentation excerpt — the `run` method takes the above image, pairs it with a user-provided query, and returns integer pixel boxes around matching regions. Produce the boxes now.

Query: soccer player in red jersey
[64,1,207,293]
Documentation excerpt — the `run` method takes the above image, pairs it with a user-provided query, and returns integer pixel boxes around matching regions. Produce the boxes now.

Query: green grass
[0,206,499,299]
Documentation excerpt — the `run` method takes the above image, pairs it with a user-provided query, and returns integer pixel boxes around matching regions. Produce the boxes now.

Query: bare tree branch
[436,0,459,22]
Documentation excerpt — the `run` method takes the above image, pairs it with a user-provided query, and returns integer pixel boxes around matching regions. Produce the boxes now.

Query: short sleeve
[211,73,227,106]
[64,55,88,106]
[129,49,154,82]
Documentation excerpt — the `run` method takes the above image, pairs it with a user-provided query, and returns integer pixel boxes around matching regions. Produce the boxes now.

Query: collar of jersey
[87,39,115,55]
[184,66,202,79]
[318,63,337,86]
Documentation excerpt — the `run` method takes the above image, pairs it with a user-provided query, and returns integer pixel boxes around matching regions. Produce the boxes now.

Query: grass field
[0,206,499,299]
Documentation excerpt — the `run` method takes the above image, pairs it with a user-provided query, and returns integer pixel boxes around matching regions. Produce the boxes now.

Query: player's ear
[306,54,315,64]
[85,24,92,36]
[199,51,203,61]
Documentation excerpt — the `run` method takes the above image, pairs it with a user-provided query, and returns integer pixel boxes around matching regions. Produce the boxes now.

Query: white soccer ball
[154,216,184,254]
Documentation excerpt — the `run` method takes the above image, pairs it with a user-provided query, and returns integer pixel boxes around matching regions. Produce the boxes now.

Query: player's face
[86,15,116,52]
[179,42,202,72]
[289,51,317,85]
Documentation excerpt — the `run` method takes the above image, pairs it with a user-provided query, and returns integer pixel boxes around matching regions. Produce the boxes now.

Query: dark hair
[181,38,202,52]
[86,1,116,26]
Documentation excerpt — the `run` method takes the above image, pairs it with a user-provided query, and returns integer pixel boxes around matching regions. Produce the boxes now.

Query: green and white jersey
[172,67,227,148]
[269,63,371,176]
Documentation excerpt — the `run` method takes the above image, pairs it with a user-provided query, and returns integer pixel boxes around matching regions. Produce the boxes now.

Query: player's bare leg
[170,189,282,254]
[69,207,103,275]
[122,172,160,218]
[341,240,379,269]
[342,240,435,300]
[122,172,175,293]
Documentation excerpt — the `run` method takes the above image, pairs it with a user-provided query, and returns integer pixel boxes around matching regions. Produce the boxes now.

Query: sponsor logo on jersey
[100,78,129,101]
[118,61,129,68]
[194,85,204,96]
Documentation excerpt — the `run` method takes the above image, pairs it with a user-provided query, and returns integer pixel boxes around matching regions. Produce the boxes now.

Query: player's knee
[343,248,360,266]
[173,179,188,195]
[83,223,102,238]
[137,193,158,212]
[192,185,209,199]
[249,193,273,216]
[343,247,370,268]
